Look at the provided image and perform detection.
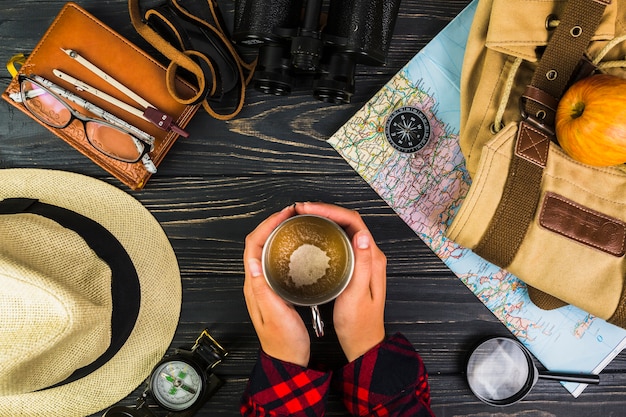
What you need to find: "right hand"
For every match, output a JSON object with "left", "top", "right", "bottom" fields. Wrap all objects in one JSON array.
[{"left": 295, "top": 203, "right": 387, "bottom": 362}]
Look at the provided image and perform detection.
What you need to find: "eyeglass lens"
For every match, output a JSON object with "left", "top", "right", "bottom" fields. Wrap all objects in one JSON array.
[{"left": 20, "top": 78, "right": 146, "bottom": 163}]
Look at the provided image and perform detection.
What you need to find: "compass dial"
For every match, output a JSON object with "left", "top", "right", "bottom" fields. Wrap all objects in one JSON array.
[
  {"left": 150, "top": 359, "right": 203, "bottom": 411},
  {"left": 384, "top": 106, "right": 431, "bottom": 153}
]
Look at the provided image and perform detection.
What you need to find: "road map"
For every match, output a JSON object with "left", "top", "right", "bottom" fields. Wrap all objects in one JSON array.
[{"left": 327, "top": 0, "right": 626, "bottom": 397}]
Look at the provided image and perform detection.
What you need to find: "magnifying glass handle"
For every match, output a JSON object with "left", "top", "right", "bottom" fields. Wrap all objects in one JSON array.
[
  {"left": 311, "top": 305, "right": 324, "bottom": 337},
  {"left": 539, "top": 371, "right": 600, "bottom": 385}
]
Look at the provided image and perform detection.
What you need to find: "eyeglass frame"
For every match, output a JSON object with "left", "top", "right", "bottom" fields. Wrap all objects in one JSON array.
[{"left": 15, "top": 73, "right": 155, "bottom": 166}]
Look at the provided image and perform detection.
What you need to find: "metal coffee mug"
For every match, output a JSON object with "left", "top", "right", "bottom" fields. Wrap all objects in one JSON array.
[{"left": 262, "top": 215, "right": 355, "bottom": 337}]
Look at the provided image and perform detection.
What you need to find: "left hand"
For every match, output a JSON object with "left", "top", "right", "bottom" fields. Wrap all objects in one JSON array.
[{"left": 243, "top": 205, "right": 311, "bottom": 367}]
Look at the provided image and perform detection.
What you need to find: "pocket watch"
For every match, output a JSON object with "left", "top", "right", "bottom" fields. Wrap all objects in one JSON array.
[{"left": 103, "top": 329, "right": 227, "bottom": 417}]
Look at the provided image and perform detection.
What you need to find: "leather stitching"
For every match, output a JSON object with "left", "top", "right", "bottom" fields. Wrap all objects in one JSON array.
[{"left": 540, "top": 192, "right": 626, "bottom": 256}]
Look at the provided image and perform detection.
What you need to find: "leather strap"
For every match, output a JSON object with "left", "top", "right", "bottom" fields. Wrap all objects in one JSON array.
[
  {"left": 474, "top": 0, "right": 610, "bottom": 270},
  {"left": 524, "top": 0, "right": 611, "bottom": 127},
  {"left": 128, "top": 0, "right": 207, "bottom": 104},
  {"left": 128, "top": 0, "right": 256, "bottom": 120}
]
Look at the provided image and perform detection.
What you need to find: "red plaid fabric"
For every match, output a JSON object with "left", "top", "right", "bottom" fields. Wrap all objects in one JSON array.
[
  {"left": 240, "top": 333, "right": 435, "bottom": 417},
  {"left": 240, "top": 350, "right": 332, "bottom": 417},
  {"left": 337, "top": 333, "right": 435, "bottom": 417}
]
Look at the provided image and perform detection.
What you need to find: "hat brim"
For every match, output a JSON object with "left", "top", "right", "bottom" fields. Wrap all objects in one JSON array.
[{"left": 0, "top": 169, "right": 182, "bottom": 416}]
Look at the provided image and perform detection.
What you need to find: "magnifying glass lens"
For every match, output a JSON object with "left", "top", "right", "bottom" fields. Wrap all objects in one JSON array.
[
  {"left": 466, "top": 338, "right": 533, "bottom": 404},
  {"left": 467, "top": 337, "right": 600, "bottom": 406}
]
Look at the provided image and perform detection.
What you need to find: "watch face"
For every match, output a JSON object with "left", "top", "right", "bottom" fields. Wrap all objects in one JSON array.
[
  {"left": 150, "top": 359, "right": 203, "bottom": 411},
  {"left": 384, "top": 106, "right": 431, "bottom": 153}
]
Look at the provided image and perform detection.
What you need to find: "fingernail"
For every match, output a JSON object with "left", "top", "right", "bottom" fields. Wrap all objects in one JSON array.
[
  {"left": 248, "top": 259, "right": 263, "bottom": 277},
  {"left": 357, "top": 233, "right": 370, "bottom": 249}
]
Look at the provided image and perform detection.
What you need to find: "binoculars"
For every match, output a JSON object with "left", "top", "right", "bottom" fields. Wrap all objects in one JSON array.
[{"left": 232, "top": 0, "right": 401, "bottom": 104}]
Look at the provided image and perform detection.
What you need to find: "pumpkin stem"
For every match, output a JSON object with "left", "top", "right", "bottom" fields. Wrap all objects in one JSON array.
[{"left": 570, "top": 101, "right": 585, "bottom": 119}]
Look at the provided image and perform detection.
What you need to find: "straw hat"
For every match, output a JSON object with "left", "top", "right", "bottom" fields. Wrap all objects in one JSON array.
[{"left": 0, "top": 169, "right": 182, "bottom": 416}]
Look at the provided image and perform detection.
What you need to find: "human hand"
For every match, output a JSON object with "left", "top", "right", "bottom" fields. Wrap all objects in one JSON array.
[
  {"left": 294, "top": 202, "right": 387, "bottom": 362},
  {"left": 243, "top": 205, "right": 311, "bottom": 367}
]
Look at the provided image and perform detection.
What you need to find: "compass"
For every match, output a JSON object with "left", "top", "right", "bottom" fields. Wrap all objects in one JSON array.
[
  {"left": 103, "top": 329, "right": 227, "bottom": 417},
  {"left": 384, "top": 106, "right": 431, "bottom": 153},
  {"left": 150, "top": 359, "right": 203, "bottom": 411}
]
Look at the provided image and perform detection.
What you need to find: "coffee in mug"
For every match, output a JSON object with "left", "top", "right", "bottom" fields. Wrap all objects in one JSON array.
[{"left": 262, "top": 215, "right": 354, "bottom": 308}]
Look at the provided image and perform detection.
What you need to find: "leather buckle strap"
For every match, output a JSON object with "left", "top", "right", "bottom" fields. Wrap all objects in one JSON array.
[
  {"left": 521, "top": 0, "right": 610, "bottom": 127},
  {"left": 520, "top": 55, "right": 598, "bottom": 136},
  {"left": 522, "top": 85, "right": 559, "bottom": 114},
  {"left": 475, "top": 0, "right": 610, "bottom": 269}
]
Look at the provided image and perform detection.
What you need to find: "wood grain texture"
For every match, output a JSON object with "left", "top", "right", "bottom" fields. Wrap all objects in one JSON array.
[{"left": 2, "top": 1, "right": 626, "bottom": 416}]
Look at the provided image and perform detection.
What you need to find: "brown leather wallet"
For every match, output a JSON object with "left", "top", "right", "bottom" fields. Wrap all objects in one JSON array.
[{"left": 2, "top": 2, "right": 199, "bottom": 190}]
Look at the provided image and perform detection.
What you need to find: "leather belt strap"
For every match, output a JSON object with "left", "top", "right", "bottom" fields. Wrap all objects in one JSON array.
[
  {"left": 128, "top": 0, "right": 208, "bottom": 104},
  {"left": 524, "top": 0, "right": 611, "bottom": 127},
  {"left": 474, "top": 0, "right": 610, "bottom": 274},
  {"left": 128, "top": 0, "right": 256, "bottom": 120}
]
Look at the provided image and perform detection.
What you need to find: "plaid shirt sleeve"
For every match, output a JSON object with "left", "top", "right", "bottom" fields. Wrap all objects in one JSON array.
[
  {"left": 336, "top": 333, "right": 435, "bottom": 417},
  {"left": 240, "top": 350, "right": 332, "bottom": 417}
]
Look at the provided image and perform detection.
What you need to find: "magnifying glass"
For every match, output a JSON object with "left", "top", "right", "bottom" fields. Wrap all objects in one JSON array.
[{"left": 466, "top": 337, "right": 600, "bottom": 406}]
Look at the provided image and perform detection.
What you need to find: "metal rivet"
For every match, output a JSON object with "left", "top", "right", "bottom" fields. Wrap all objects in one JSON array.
[
  {"left": 546, "top": 69, "right": 558, "bottom": 80},
  {"left": 545, "top": 14, "right": 559, "bottom": 30},
  {"left": 536, "top": 110, "right": 547, "bottom": 120},
  {"left": 570, "top": 26, "right": 582, "bottom": 37},
  {"left": 490, "top": 122, "right": 503, "bottom": 134}
]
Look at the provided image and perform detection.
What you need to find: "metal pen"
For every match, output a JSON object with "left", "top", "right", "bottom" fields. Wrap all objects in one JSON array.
[
  {"left": 53, "top": 69, "right": 148, "bottom": 122},
  {"left": 60, "top": 48, "right": 189, "bottom": 138}
]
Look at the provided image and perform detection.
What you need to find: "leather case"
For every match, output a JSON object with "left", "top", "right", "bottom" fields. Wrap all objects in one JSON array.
[{"left": 2, "top": 2, "right": 199, "bottom": 190}]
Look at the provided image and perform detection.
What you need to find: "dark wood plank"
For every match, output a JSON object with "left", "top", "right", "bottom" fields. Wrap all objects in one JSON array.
[{"left": 2, "top": 1, "right": 626, "bottom": 416}]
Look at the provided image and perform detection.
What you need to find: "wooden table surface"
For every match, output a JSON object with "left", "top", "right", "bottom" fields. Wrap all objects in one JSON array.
[{"left": 2, "top": 1, "right": 626, "bottom": 416}]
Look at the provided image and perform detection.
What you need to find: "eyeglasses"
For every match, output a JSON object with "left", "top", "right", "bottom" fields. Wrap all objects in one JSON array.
[{"left": 13, "top": 74, "right": 156, "bottom": 173}]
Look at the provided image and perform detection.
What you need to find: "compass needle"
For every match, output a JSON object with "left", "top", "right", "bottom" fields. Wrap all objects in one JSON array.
[
  {"left": 180, "top": 383, "right": 198, "bottom": 395},
  {"left": 160, "top": 372, "right": 175, "bottom": 383},
  {"left": 103, "top": 329, "right": 226, "bottom": 415}
]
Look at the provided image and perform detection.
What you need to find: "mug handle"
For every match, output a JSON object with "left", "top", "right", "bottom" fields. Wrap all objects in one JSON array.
[{"left": 311, "top": 305, "right": 324, "bottom": 337}]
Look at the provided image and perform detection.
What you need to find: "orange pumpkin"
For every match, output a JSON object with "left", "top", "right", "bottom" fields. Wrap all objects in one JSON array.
[{"left": 555, "top": 74, "right": 626, "bottom": 166}]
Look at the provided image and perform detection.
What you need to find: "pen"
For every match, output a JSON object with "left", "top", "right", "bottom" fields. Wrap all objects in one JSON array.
[
  {"left": 60, "top": 48, "right": 189, "bottom": 138},
  {"left": 53, "top": 69, "right": 147, "bottom": 121}
]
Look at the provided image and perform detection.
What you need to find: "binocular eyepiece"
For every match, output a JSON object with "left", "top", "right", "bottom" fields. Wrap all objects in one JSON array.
[{"left": 233, "top": 0, "right": 401, "bottom": 104}]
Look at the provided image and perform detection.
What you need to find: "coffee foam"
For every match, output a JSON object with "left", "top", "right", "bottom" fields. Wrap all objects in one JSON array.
[
  {"left": 288, "top": 244, "right": 330, "bottom": 287},
  {"left": 265, "top": 216, "right": 350, "bottom": 301}
]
